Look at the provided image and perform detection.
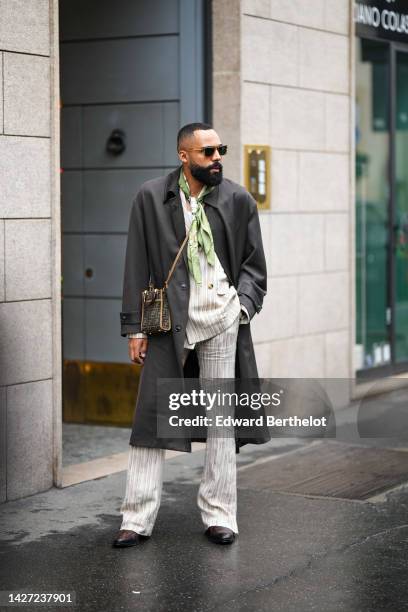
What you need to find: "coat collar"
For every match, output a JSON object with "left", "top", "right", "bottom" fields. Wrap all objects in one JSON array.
[{"left": 163, "top": 166, "right": 220, "bottom": 208}]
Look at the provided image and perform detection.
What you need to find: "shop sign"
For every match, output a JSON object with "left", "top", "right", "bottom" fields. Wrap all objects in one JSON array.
[{"left": 355, "top": 0, "right": 408, "bottom": 43}]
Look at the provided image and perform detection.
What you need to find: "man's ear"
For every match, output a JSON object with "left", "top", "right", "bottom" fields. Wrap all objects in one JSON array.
[{"left": 178, "top": 150, "right": 188, "bottom": 164}]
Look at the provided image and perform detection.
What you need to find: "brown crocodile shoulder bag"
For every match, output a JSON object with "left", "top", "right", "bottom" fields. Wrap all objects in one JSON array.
[{"left": 140, "top": 231, "right": 190, "bottom": 335}]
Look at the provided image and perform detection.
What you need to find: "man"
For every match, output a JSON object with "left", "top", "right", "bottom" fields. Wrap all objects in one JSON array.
[{"left": 113, "top": 123, "right": 268, "bottom": 548}]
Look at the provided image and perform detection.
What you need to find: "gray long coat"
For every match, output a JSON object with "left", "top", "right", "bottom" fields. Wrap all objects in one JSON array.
[{"left": 120, "top": 166, "right": 270, "bottom": 453}]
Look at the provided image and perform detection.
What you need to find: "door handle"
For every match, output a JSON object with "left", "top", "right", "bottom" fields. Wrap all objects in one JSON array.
[{"left": 106, "top": 129, "right": 126, "bottom": 155}]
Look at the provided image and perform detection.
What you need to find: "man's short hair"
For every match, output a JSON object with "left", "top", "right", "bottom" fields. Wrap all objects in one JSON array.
[{"left": 177, "top": 122, "right": 213, "bottom": 151}]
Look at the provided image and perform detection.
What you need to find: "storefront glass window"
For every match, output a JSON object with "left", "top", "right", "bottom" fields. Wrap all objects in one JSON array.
[
  {"left": 395, "top": 51, "right": 408, "bottom": 362},
  {"left": 355, "top": 38, "right": 391, "bottom": 370}
]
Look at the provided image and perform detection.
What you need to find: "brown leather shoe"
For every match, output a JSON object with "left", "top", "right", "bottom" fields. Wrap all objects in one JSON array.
[
  {"left": 112, "top": 529, "right": 150, "bottom": 548},
  {"left": 205, "top": 526, "right": 235, "bottom": 544}
]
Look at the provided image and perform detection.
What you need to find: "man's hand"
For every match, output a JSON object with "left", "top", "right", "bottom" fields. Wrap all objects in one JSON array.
[{"left": 128, "top": 337, "right": 148, "bottom": 365}]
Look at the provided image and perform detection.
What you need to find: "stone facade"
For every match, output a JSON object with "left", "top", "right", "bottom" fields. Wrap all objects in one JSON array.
[
  {"left": 214, "top": 0, "right": 352, "bottom": 380},
  {"left": 0, "top": 0, "right": 61, "bottom": 502}
]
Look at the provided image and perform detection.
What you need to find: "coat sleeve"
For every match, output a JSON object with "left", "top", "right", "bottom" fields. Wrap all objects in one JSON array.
[
  {"left": 237, "top": 193, "right": 267, "bottom": 320},
  {"left": 120, "top": 190, "right": 150, "bottom": 337}
]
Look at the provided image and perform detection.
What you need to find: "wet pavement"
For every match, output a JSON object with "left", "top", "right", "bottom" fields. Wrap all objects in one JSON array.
[
  {"left": 2, "top": 472, "right": 408, "bottom": 611},
  {"left": 2, "top": 386, "right": 408, "bottom": 611},
  {"left": 62, "top": 423, "right": 132, "bottom": 466}
]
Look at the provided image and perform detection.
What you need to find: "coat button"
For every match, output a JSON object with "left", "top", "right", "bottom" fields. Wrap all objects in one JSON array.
[
  {"left": 175, "top": 325, "right": 182, "bottom": 332},
  {"left": 208, "top": 282, "right": 213, "bottom": 289},
  {"left": 181, "top": 283, "right": 187, "bottom": 289}
]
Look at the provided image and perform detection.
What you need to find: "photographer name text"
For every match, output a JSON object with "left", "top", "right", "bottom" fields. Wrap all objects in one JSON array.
[{"left": 167, "top": 415, "right": 327, "bottom": 428}]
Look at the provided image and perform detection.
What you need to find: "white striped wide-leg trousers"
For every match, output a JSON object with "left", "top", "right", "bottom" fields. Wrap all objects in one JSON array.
[{"left": 120, "top": 313, "right": 240, "bottom": 535}]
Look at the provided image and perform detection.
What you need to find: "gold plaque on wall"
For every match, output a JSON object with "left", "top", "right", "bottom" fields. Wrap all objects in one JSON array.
[{"left": 244, "top": 145, "right": 271, "bottom": 210}]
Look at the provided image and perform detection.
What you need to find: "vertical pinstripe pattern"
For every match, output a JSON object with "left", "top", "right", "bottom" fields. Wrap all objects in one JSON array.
[
  {"left": 195, "top": 313, "right": 240, "bottom": 534},
  {"left": 119, "top": 314, "right": 241, "bottom": 535},
  {"left": 120, "top": 445, "right": 165, "bottom": 536}
]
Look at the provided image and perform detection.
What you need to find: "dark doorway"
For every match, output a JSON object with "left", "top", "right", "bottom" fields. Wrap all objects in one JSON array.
[{"left": 59, "top": 0, "right": 208, "bottom": 467}]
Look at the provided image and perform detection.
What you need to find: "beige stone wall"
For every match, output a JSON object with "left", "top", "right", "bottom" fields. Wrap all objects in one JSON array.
[
  {"left": 212, "top": 0, "right": 242, "bottom": 183},
  {"left": 214, "top": 0, "right": 352, "bottom": 380},
  {"left": 0, "top": 0, "right": 61, "bottom": 501}
]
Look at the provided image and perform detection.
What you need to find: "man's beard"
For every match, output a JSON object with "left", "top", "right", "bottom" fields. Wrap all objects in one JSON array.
[{"left": 189, "top": 161, "right": 223, "bottom": 186}]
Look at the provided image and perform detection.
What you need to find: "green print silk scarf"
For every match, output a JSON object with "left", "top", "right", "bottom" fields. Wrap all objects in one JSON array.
[{"left": 178, "top": 170, "right": 215, "bottom": 285}]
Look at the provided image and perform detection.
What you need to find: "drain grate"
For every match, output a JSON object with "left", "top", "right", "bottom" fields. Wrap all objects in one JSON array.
[{"left": 238, "top": 440, "right": 408, "bottom": 500}]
